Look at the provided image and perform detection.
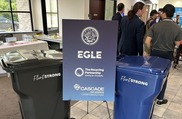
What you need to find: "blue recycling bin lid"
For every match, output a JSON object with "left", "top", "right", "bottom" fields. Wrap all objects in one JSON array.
[{"left": 117, "top": 56, "right": 171, "bottom": 74}]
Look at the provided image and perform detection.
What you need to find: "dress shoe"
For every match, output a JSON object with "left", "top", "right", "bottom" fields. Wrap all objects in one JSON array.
[{"left": 156, "top": 99, "right": 168, "bottom": 105}]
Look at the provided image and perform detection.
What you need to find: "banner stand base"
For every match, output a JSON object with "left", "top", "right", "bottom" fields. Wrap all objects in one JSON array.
[{"left": 86, "top": 101, "right": 111, "bottom": 119}]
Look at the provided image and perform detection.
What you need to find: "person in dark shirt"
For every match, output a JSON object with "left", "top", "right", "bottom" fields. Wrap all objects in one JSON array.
[
  {"left": 144, "top": 4, "right": 182, "bottom": 105},
  {"left": 146, "top": 10, "right": 158, "bottom": 31},
  {"left": 112, "top": 3, "right": 125, "bottom": 21},
  {"left": 112, "top": 3, "right": 124, "bottom": 55},
  {"left": 118, "top": 2, "right": 145, "bottom": 56}
]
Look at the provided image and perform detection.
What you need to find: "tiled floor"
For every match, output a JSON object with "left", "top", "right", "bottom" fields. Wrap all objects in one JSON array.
[
  {"left": 69, "top": 63, "right": 182, "bottom": 119},
  {"left": 0, "top": 62, "right": 182, "bottom": 119}
]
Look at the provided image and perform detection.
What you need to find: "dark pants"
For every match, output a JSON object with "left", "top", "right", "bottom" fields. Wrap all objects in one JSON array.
[
  {"left": 151, "top": 49, "right": 173, "bottom": 100},
  {"left": 174, "top": 44, "right": 182, "bottom": 65}
]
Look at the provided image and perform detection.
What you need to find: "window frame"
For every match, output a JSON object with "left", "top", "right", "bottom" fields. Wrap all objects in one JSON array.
[
  {"left": 41, "top": 0, "right": 59, "bottom": 35},
  {"left": 0, "top": 0, "right": 33, "bottom": 32}
]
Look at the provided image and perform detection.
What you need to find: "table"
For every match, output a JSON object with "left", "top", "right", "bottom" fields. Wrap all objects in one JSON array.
[
  {"left": 0, "top": 40, "right": 49, "bottom": 76},
  {"left": 36, "top": 36, "right": 62, "bottom": 50},
  {"left": 0, "top": 40, "right": 49, "bottom": 54}
]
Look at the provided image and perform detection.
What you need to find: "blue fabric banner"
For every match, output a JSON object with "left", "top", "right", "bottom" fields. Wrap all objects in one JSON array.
[{"left": 63, "top": 20, "right": 118, "bottom": 101}]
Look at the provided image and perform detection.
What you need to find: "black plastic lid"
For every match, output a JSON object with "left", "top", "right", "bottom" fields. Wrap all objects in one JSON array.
[{"left": 1, "top": 50, "right": 63, "bottom": 71}]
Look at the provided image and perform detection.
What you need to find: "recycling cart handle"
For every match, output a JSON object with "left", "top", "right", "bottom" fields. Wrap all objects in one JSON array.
[{"left": 0, "top": 59, "right": 12, "bottom": 72}]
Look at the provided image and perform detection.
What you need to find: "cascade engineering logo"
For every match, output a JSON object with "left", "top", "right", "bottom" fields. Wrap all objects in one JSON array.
[
  {"left": 73, "top": 84, "right": 104, "bottom": 96},
  {"left": 81, "top": 27, "right": 99, "bottom": 45},
  {"left": 74, "top": 84, "right": 81, "bottom": 90}
]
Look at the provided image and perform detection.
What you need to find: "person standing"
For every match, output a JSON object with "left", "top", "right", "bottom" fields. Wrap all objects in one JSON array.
[
  {"left": 112, "top": 3, "right": 125, "bottom": 55},
  {"left": 156, "top": 8, "right": 163, "bottom": 23},
  {"left": 118, "top": 2, "right": 145, "bottom": 56},
  {"left": 144, "top": 4, "right": 182, "bottom": 105},
  {"left": 144, "top": 10, "right": 158, "bottom": 54},
  {"left": 173, "top": 40, "right": 182, "bottom": 68},
  {"left": 112, "top": 3, "right": 125, "bottom": 21},
  {"left": 145, "top": 10, "right": 158, "bottom": 32},
  {"left": 174, "top": 15, "right": 180, "bottom": 25}
]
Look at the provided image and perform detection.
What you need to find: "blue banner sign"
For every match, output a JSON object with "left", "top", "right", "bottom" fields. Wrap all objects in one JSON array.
[{"left": 63, "top": 20, "right": 118, "bottom": 101}]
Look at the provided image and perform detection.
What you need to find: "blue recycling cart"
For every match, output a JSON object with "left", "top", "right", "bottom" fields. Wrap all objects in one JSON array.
[{"left": 114, "top": 56, "right": 171, "bottom": 119}]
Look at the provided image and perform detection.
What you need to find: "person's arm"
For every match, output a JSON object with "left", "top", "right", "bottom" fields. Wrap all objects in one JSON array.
[
  {"left": 175, "top": 41, "right": 181, "bottom": 47},
  {"left": 175, "top": 29, "right": 182, "bottom": 47},
  {"left": 117, "top": 17, "right": 124, "bottom": 53},
  {"left": 143, "top": 36, "right": 152, "bottom": 57}
]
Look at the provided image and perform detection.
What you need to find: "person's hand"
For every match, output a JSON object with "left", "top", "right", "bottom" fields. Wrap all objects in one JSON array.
[{"left": 143, "top": 51, "right": 150, "bottom": 57}]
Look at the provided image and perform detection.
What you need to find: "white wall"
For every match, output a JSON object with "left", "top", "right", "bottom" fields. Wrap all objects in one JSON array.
[
  {"left": 151, "top": 0, "right": 158, "bottom": 4},
  {"left": 31, "top": 0, "right": 182, "bottom": 36},
  {"left": 158, "top": 0, "right": 182, "bottom": 8},
  {"left": 84, "top": 0, "right": 89, "bottom": 19},
  {"left": 105, "top": 0, "right": 115, "bottom": 20},
  {"left": 58, "top": 0, "right": 89, "bottom": 36},
  {"left": 31, "top": 0, "right": 43, "bottom": 31},
  {"left": 117, "top": 0, "right": 138, "bottom": 15},
  {"left": 59, "top": 0, "right": 85, "bottom": 19}
]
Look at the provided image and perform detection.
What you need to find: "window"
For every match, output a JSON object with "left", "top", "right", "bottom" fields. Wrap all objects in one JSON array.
[
  {"left": 46, "top": 0, "right": 58, "bottom": 31},
  {"left": 0, "top": 0, "right": 33, "bottom": 32}
]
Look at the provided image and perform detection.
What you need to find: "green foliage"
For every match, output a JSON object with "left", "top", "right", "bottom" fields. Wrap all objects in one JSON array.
[
  {"left": 0, "top": 0, "right": 18, "bottom": 21},
  {"left": 12, "top": 0, "right": 17, "bottom": 11},
  {"left": 0, "top": 0, "right": 10, "bottom": 11}
]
